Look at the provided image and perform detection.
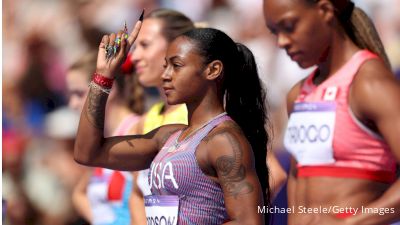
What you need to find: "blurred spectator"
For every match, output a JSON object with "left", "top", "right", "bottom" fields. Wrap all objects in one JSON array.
[
  {"left": 22, "top": 107, "right": 86, "bottom": 225},
  {"left": 3, "top": 35, "right": 66, "bottom": 137}
]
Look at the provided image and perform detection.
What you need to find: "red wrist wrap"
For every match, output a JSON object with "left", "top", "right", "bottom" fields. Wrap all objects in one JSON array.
[{"left": 92, "top": 72, "right": 114, "bottom": 89}]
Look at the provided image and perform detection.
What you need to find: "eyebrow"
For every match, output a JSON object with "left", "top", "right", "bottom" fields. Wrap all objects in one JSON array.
[
  {"left": 165, "top": 55, "right": 183, "bottom": 62},
  {"left": 279, "top": 16, "right": 297, "bottom": 25},
  {"left": 267, "top": 15, "right": 297, "bottom": 31}
]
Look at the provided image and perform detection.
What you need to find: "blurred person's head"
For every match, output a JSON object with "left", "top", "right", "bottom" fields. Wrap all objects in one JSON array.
[
  {"left": 66, "top": 52, "right": 145, "bottom": 114},
  {"left": 131, "top": 9, "right": 194, "bottom": 88},
  {"left": 263, "top": 0, "right": 390, "bottom": 69},
  {"left": 18, "top": 35, "right": 65, "bottom": 110},
  {"left": 66, "top": 52, "right": 97, "bottom": 111}
]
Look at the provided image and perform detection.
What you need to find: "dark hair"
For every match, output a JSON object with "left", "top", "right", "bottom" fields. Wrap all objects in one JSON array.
[
  {"left": 146, "top": 9, "right": 195, "bottom": 42},
  {"left": 305, "top": 0, "right": 391, "bottom": 69},
  {"left": 181, "top": 28, "right": 271, "bottom": 217}
]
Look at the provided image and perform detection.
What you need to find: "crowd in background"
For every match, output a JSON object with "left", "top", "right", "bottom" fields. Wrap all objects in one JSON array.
[{"left": 3, "top": 0, "right": 400, "bottom": 224}]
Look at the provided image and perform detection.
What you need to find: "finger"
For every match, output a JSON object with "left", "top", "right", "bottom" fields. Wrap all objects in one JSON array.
[
  {"left": 121, "top": 32, "right": 130, "bottom": 55},
  {"left": 114, "top": 31, "right": 123, "bottom": 56},
  {"left": 106, "top": 33, "right": 116, "bottom": 59},
  {"left": 99, "top": 35, "right": 109, "bottom": 49},
  {"left": 127, "top": 20, "right": 142, "bottom": 46},
  {"left": 116, "top": 31, "right": 126, "bottom": 59},
  {"left": 109, "top": 33, "right": 116, "bottom": 48},
  {"left": 99, "top": 35, "right": 109, "bottom": 59}
]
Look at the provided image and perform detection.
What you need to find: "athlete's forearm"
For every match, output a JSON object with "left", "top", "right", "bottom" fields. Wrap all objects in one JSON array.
[
  {"left": 74, "top": 86, "right": 109, "bottom": 165},
  {"left": 346, "top": 180, "right": 400, "bottom": 225}
]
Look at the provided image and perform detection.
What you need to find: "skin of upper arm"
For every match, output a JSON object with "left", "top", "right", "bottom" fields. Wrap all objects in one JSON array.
[
  {"left": 205, "top": 124, "right": 264, "bottom": 225},
  {"left": 129, "top": 172, "right": 147, "bottom": 225},
  {"left": 267, "top": 152, "right": 287, "bottom": 200},
  {"left": 72, "top": 169, "right": 93, "bottom": 222},
  {"left": 351, "top": 60, "right": 400, "bottom": 162},
  {"left": 82, "top": 124, "right": 185, "bottom": 171}
]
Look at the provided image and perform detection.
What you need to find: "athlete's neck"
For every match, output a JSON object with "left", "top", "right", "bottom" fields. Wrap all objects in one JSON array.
[
  {"left": 185, "top": 92, "right": 224, "bottom": 138},
  {"left": 315, "top": 31, "right": 360, "bottom": 85}
]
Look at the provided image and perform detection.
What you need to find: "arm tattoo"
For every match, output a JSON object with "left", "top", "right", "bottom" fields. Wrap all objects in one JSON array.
[
  {"left": 212, "top": 129, "right": 254, "bottom": 198},
  {"left": 84, "top": 86, "right": 109, "bottom": 130}
]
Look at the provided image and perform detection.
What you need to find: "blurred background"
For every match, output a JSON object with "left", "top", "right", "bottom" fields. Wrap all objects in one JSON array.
[{"left": 2, "top": 0, "right": 400, "bottom": 224}]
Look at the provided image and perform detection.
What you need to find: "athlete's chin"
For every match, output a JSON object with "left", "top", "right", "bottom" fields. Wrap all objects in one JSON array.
[
  {"left": 296, "top": 60, "right": 315, "bottom": 69},
  {"left": 165, "top": 96, "right": 182, "bottom": 106},
  {"left": 137, "top": 73, "right": 158, "bottom": 87}
]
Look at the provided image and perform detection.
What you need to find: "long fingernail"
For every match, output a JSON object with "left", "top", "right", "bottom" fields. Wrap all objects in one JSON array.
[
  {"left": 124, "top": 21, "right": 128, "bottom": 34},
  {"left": 139, "top": 9, "right": 145, "bottom": 22}
]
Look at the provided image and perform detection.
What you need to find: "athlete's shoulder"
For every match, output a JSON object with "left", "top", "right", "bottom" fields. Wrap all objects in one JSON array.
[
  {"left": 206, "top": 120, "right": 245, "bottom": 141},
  {"left": 352, "top": 57, "right": 400, "bottom": 120},
  {"left": 152, "top": 124, "right": 187, "bottom": 150},
  {"left": 201, "top": 120, "right": 251, "bottom": 158},
  {"left": 353, "top": 57, "right": 397, "bottom": 98}
]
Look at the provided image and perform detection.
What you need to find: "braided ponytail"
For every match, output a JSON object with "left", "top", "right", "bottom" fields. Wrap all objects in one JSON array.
[
  {"left": 334, "top": 0, "right": 391, "bottom": 69},
  {"left": 346, "top": 7, "right": 391, "bottom": 69}
]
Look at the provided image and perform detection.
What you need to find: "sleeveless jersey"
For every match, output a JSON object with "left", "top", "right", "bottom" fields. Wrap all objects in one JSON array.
[
  {"left": 149, "top": 114, "right": 231, "bottom": 224},
  {"left": 284, "top": 50, "right": 396, "bottom": 183}
]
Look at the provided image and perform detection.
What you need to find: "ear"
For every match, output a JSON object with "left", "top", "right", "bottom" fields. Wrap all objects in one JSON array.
[
  {"left": 204, "top": 60, "right": 223, "bottom": 81},
  {"left": 316, "top": 0, "right": 336, "bottom": 24}
]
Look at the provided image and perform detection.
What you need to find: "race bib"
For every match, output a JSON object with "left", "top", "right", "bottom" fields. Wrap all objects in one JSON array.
[
  {"left": 145, "top": 195, "right": 179, "bottom": 225},
  {"left": 284, "top": 102, "right": 336, "bottom": 165}
]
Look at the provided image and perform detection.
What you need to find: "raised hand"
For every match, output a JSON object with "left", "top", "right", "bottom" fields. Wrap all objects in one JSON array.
[{"left": 96, "top": 18, "right": 143, "bottom": 78}]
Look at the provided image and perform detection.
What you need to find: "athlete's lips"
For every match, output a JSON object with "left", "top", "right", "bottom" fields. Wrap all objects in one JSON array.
[
  {"left": 288, "top": 51, "right": 302, "bottom": 60},
  {"left": 163, "top": 86, "right": 174, "bottom": 94}
]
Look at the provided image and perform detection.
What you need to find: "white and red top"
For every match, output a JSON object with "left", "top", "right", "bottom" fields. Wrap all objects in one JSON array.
[{"left": 284, "top": 50, "right": 397, "bottom": 183}]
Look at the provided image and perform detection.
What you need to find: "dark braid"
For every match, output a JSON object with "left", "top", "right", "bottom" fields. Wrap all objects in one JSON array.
[{"left": 348, "top": 7, "right": 391, "bottom": 69}]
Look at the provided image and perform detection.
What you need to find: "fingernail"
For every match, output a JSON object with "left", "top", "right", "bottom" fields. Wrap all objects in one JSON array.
[
  {"left": 139, "top": 9, "right": 145, "bottom": 22},
  {"left": 124, "top": 21, "right": 128, "bottom": 34}
]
